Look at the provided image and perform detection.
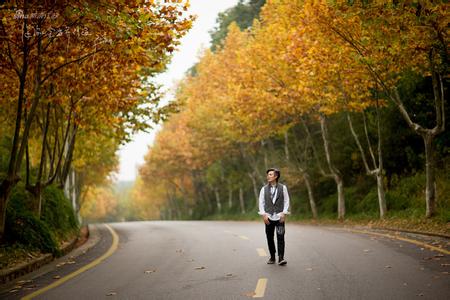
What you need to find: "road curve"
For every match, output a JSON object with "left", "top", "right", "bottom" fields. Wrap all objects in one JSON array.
[{"left": 4, "top": 221, "right": 450, "bottom": 299}]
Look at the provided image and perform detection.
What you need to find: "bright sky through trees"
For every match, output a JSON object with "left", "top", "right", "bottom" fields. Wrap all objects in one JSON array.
[{"left": 115, "top": 1, "right": 239, "bottom": 182}]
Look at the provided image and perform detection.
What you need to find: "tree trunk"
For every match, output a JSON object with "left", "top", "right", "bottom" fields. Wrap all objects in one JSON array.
[
  {"left": 346, "top": 109, "right": 387, "bottom": 218},
  {"left": 0, "top": 180, "right": 14, "bottom": 240},
  {"left": 285, "top": 128, "right": 318, "bottom": 218},
  {"left": 423, "top": 133, "right": 436, "bottom": 218},
  {"left": 376, "top": 172, "right": 387, "bottom": 218},
  {"left": 214, "top": 188, "right": 222, "bottom": 213},
  {"left": 303, "top": 172, "right": 318, "bottom": 219},
  {"left": 28, "top": 185, "right": 43, "bottom": 217},
  {"left": 247, "top": 172, "right": 259, "bottom": 205},
  {"left": 0, "top": 12, "right": 30, "bottom": 240},
  {"left": 320, "top": 114, "right": 345, "bottom": 219},
  {"left": 239, "top": 187, "right": 246, "bottom": 214},
  {"left": 228, "top": 183, "right": 233, "bottom": 209}
]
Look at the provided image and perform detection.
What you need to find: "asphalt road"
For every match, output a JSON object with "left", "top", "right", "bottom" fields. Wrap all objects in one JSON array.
[{"left": 2, "top": 221, "right": 450, "bottom": 299}]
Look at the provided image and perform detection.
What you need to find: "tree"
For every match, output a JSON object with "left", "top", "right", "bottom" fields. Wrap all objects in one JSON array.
[
  {"left": 0, "top": 0, "right": 193, "bottom": 238},
  {"left": 306, "top": 0, "right": 447, "bottom": 217}
]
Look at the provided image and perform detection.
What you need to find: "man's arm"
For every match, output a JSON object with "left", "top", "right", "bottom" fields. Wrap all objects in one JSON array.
[
  {"left": 258, "top": 187, "right": 269, "bottom": 224},
  {"left": 280, "top": 185, "right": 290, "bottom": 223}
]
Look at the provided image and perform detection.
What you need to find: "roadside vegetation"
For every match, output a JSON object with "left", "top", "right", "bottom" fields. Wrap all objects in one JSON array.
[{"left": 0, "top": 0, "right": 192, "bottom": 269}]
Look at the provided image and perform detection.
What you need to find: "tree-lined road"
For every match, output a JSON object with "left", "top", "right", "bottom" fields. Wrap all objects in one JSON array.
[{"left": 4, "top": 221, "right": 450, "bottom": 299}]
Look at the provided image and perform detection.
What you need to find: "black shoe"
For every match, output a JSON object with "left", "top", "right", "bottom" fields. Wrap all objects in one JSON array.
[
  {"left": 278, "top": 259, "right": 287, "bottom": 265},
  {"left": 267, "top": 258, "right": 275, "bottom": 264}
]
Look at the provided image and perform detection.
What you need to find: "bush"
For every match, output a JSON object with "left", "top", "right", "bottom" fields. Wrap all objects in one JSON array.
[
  {"left": 387, "top": 172, "right": 425, "bottom": 210},
  {"left": 42, "top": 186, "right": 78, "bottom": 240},
  {"left": 4, "top": 184, "right": 79, "bottom": 255}
]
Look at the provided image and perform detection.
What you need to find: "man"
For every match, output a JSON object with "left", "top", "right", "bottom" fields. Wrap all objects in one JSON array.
[{"left": 258, "top": 168, "right": 290, "bottom": 266}]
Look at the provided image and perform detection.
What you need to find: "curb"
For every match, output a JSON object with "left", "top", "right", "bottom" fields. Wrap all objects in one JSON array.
[
  {"left": 0, "top": 225, "right": 90, "bottom": 285},
  {"left": 371, "top": 226, "right": 450, "bottom": 239},
  {"left": 291, "top": 220, "right": 450, "bottom": 240}
]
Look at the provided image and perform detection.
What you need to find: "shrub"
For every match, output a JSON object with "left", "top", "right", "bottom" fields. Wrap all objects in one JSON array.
[
  {"left": 42, "top": 185, "right": 78, "bottom": 240},
  {"left": 4, "top": 184, "right": 78, "bottom": 255},
  {"left": 5, "top": 185, "right": 59, "bottom": 254}
]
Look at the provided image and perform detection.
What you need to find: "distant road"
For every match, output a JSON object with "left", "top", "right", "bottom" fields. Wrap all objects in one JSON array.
[{"left": 4, "top": 221, "right": 450, "bottom": 299}]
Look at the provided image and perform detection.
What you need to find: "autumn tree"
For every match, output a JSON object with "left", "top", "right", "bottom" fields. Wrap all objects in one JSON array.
[
  {"left": 0, "top": 0, "right": 193, "bottom": 238},
  {"left": 306, "top": 0, "right": 447, "bottom": 217}
]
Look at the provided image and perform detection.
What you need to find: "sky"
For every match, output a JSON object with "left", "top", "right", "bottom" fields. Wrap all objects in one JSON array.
[{"left": 114, "top": 1, "right": 239, "bottom": 182}]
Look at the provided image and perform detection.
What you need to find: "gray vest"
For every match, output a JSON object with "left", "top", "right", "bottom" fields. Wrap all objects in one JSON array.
[{"left": 264, "top": 183, "right": 285, "bottom": 214}]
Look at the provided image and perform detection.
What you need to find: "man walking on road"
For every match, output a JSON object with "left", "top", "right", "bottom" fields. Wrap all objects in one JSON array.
[{"left": 258, "top": 168, "right": 290, "bottom": 266}]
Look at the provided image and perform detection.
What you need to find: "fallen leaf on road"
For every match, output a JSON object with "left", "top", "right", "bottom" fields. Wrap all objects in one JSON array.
[
  {"left": 306, "top": 268, "right": 313, "bottom": 271},
  {"left": 403, "top": 283, "right": 407, "bottom": 286},
  {"left": 17, "top": 280, "right": 32, "bottom": 284},
  {"left": 226, "top": 273, "right": 233, "bottom": 277},
  {"left": 67, "top": 261, "right": 76, "bottom": 264},
  {"left": 441, "top": 263, "right": 450, "bottom": 267},
  {"left": 187, "top": 259, "right": 195, "bottom": 262},
  {"left": 363, "top": 249, "right": 370, "bottom": 253},
  {"left": 418, "top": 293, "right": 424, "bottom": 297},
  {"left": 243, "top": 291, "right": 256, "bottom": 297},
  {"left": 106, "top": 292, "right": 117, "bottom": 296},
  {"left": 195, "top": 266, "right": 206, "bottom": 270},
  {"left": 385, "top": 265, "right": 392, "bottom": 269},
  {"left": 144, "top": 270, "right": 156, "bottom": 274},
  {"left": 9, "top": 289, "right": 19, "bottom": 293},
  {"left": 53, "top": 275, "right": 61, "bottom": 279}
]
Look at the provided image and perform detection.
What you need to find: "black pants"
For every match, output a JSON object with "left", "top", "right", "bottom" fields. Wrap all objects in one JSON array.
[{"left": 265, "top": 219, "right": 285, "bottom": 259}]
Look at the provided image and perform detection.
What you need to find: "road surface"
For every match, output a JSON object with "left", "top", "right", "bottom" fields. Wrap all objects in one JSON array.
[{"left": 2, "top": 221, "right": 449, "bottom": 299}]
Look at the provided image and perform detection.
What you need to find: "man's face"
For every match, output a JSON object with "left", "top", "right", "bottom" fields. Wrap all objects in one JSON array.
[{"left": 267, "top": 171, "right": 277, "bottom": 184}]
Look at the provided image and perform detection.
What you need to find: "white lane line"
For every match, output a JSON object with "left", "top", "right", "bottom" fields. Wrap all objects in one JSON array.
[
  {"left": 256, "top": 248, "right": 267, "bottom": 257},
  {"left": 253, "top": 278, "right": 268, "bottom": 298}
]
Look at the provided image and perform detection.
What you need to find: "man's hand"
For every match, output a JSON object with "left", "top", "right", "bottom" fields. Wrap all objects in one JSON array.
[
  {"left": 263, "top": 214, "right": 270, "bottom": 225},
  {"left": 280, "top": 213, "right": 286, "bottom": 223}
]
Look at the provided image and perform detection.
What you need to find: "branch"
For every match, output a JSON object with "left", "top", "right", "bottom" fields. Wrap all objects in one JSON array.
[
  {"left": 347, "top": 111, "right": 373, "bottom": 174},
  {"left": 362, "top": 110, "right": 377, "bottom": 169},
  {"left": 40, "top": 48, "right": 103, "bottom": 85}
]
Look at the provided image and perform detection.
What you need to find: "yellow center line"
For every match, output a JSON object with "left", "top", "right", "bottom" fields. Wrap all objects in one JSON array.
[
  {"left": 253, "top": 278, "right": 268, "bottom": 298},
  {"left": 256, "top": 248, "right": 267, "bottom": 257},
  {"left": 347, "top": 229, "right": 450, "bottom": 255},
  {"left": 22, "top": 224, "right": 119, "bottom": 300}
]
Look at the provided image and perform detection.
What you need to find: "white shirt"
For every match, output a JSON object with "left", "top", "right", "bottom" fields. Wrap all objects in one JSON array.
[{"left": 258, "top": 183, "right": 290, "bottom": 221}]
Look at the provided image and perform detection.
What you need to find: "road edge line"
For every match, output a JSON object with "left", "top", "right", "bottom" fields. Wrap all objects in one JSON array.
[
  {"left": 21, "top": 224, "right": 119, "bottom": 300},
  {"left": 348, "top": 229, "right": 450, "bottom": 255}
]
